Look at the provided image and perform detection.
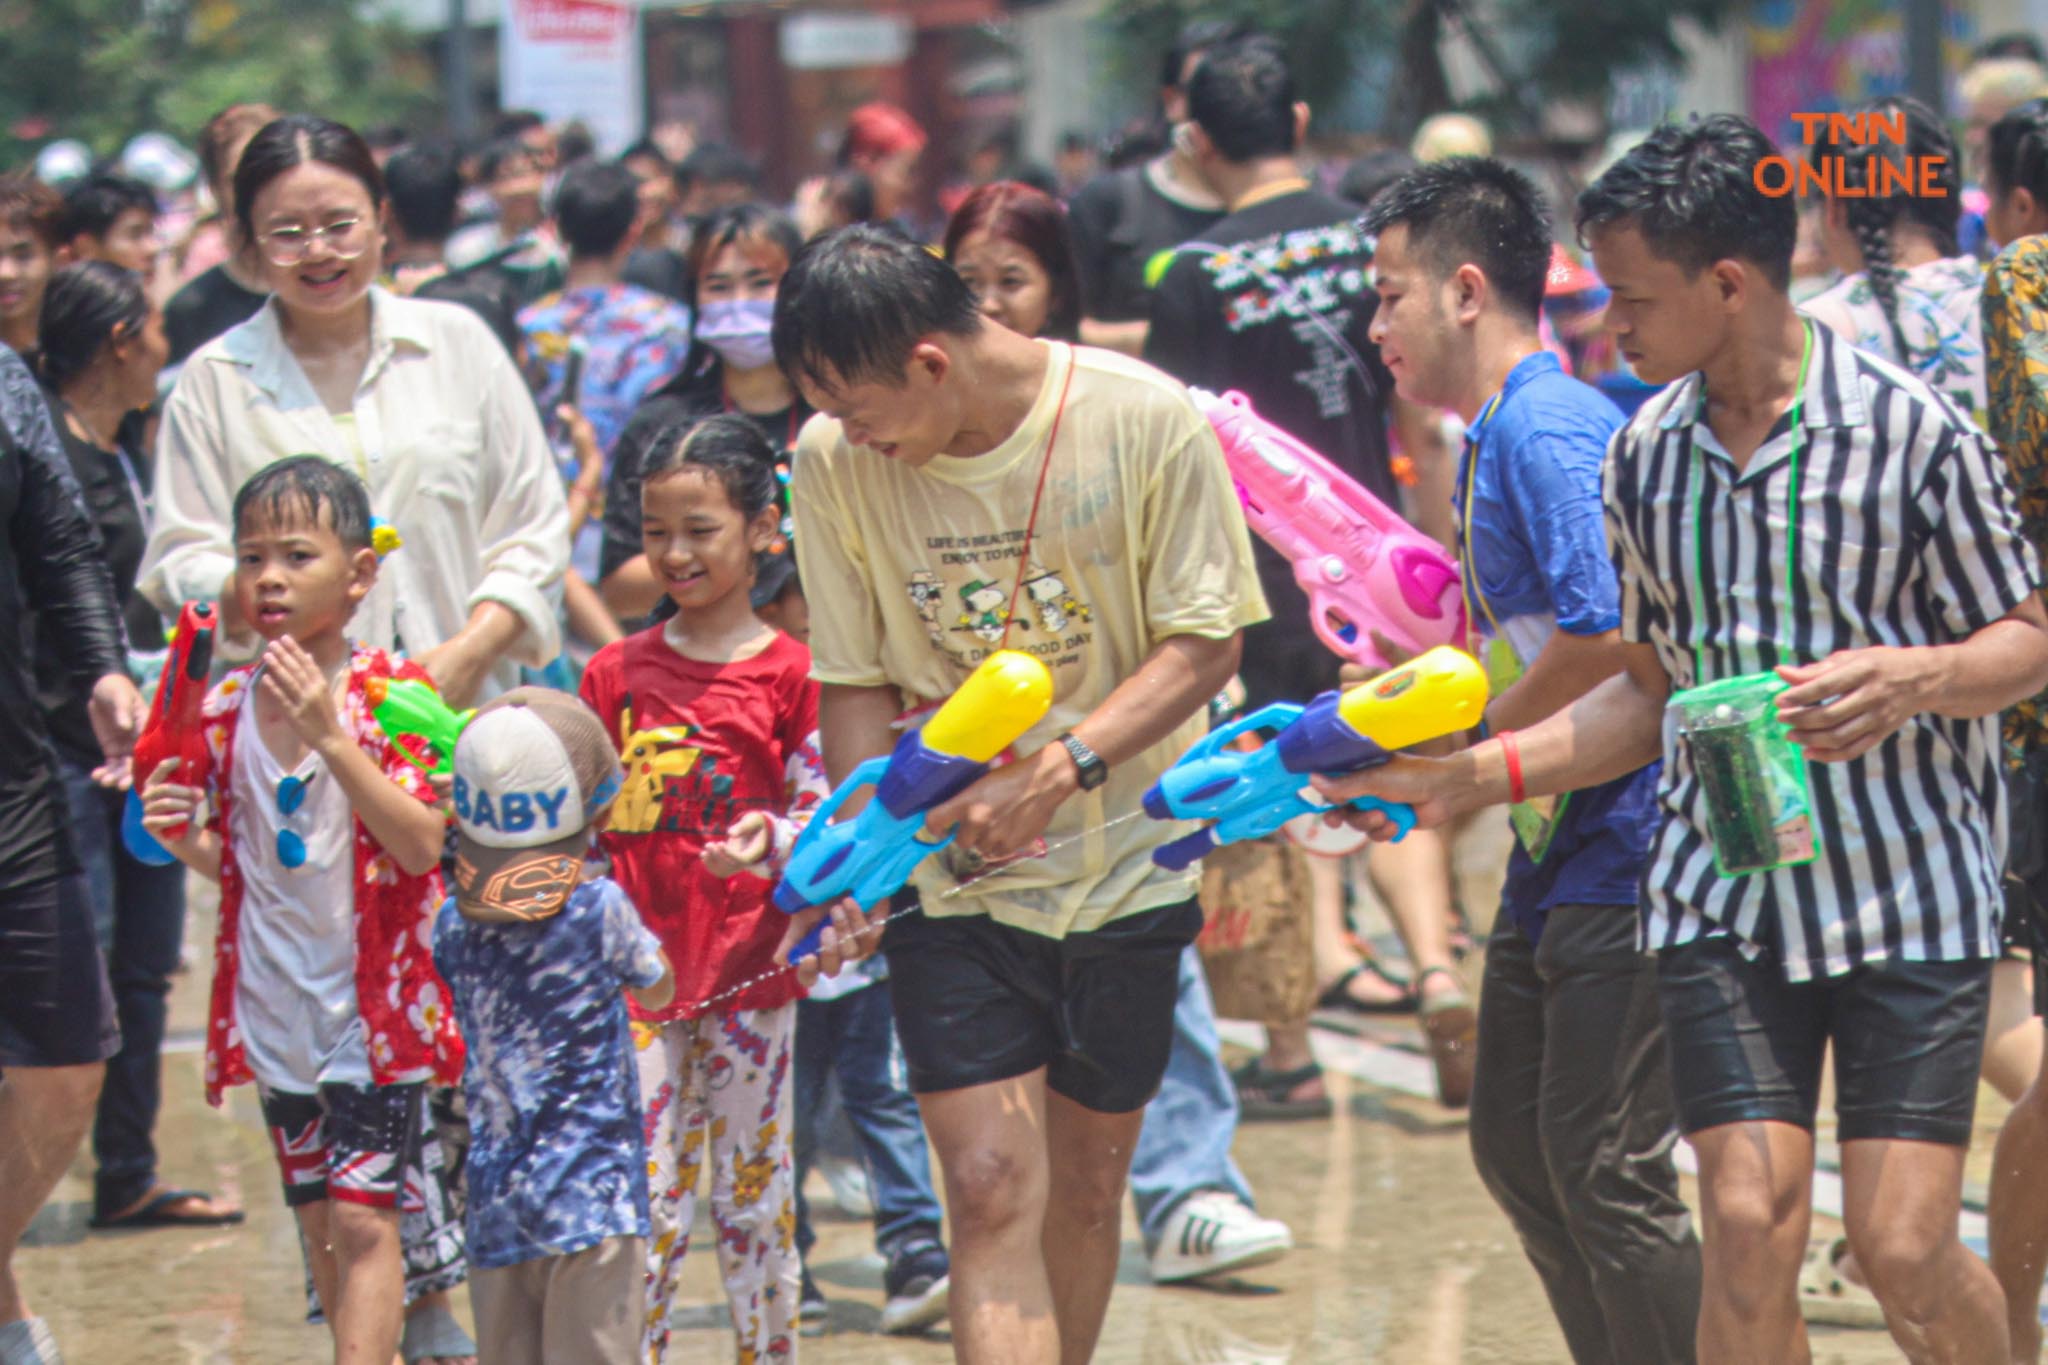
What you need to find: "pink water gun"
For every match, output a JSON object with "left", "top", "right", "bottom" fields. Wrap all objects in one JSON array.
[{"left": 1194, "top": 387, "right": 1466, "bottom": 670}]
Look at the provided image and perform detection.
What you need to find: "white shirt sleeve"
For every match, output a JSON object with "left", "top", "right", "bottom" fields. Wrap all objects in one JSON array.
[{"left": 468, "top": 326, "right": 570, "bottom": 667}]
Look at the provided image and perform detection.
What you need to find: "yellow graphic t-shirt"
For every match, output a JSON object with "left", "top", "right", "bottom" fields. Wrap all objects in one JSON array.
[{"left": 792, "top": 342, "right": 1269, "bottom": 937}]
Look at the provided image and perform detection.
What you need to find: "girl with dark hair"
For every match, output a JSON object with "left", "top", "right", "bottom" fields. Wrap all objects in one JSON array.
[
  {"left": 1803, "top": 95, "right": 1987, "bottom": 422},
  {"left": 943, "top": 180, "right": 1083, "bottom": 341},
  {"left": 578, "top": 410, "right": 827, "bottom": 1363},
  {"left": 164, "top": 102, "right": 282, "bottom": 367},
  {"left": 1987, "top": 97, "right": 2048, "bottom": 246},
  {"left": 599, "top": 203, "right": 813, "bottom": 619},
  {"left": 31, "top": 263, "right": 245, "bottom": 1237}
]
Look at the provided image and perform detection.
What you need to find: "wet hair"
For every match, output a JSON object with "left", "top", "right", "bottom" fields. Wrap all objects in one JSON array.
[
  {"left": 232, "top": 455, "right": 373, "bottom": 551},
  {"left": 642, "top": 412, "right": 780, "bottom": 519},
  {"left": 837, "top": 104, "right": 927, "bottom": 168},
  {"left": 771, "top": 225, "right": 983, "bottom": 393},
  {"left": 0, "top": 175, "right": 64, "bottom": 248},
  {"left": 1336, "top": 148, "right": 1418, "bottom": 209},
  {"left": 688, "top": 202, "right": 802, "bottom": 299},
  {"left": 1990, "top": 98, "right": 2048, "bottom": 203},
  {"left": 552, "top": 160, "right": 641, "bottom": 258},
  {"left": 198, "top": 103, "right": 282, "bottom": 196},
  {"left": 1186, "top": 37, "right": 1297, "bottom": 163},
  {"left": 1161, "top": 18, "right": 1254, "bottom": 90},
  {"left": 1977, "top": 33, "right": 2048, "bottom": 68},
  {"left": 383, "top": 143, "right": 462, "bottom": 243},
  {"left": 1574, "top": 114, "right": 1797, "bottom": 293},
  {"left": 491, "top": 109, "right": 546, "bottom": 141},
  {"left": 58, "top": 173, "right": 156, "bottom": 244},
  {"left": 1364, "top": 158, "right": 1552, "bottom": 323},
  {"left": 678, "top": 142, "right": 759, "bottom": 194},
  {"left": 1806, "top": 95, "right": 1960, "bottom": 366},
  {"left": 555, "top": 122, "right": 596, "bottom": 169},
  {"left": 943, "top": 181, "right": 1082, "bottom": 341},
  {"left": 233, "top": 115, "right": 386, "bottom": 247},
  {"left": 36, "top": 261, "right": 148, "bottom": 391}
]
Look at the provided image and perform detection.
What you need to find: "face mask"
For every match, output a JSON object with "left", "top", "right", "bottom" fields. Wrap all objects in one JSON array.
[{"left": 696, "top": 297, "right": 777, "bottom": 371}]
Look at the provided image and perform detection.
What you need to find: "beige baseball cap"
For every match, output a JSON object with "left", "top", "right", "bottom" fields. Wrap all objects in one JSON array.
[{"left": 450, "top": 687, "right": 623, "bottom": 922}]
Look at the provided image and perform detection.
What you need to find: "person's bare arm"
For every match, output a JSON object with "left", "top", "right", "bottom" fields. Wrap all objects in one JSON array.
[
  {"left": 630, "top": 947, "right": 676, "bottom": 1011},
  {"left": 927, "top": 631, "right": 1242, "bottom": 858},
  {"left": 1315, "top": 640, "right": 1670, "bottom": 832},
  {"left": 414, "top": 601, "right": 526, "bottom": 711},
  {"left": 599, "top": 556, "right": 666, "bottom": 620},
  {"left": 1777, "top": 596, "right": 2048, "bottom": 762},
  {"left": 1485, "top": 627, "right": 1628, "bottom": 734}
]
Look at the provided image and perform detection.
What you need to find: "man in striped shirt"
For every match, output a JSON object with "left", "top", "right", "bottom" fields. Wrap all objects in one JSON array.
[{"left": 1322, "top": 114, "right": 2048, "bottom": 1363}]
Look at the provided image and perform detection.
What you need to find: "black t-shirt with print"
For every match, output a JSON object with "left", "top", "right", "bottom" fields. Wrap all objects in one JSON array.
[
  {"left": 1067, "top": 163, "right": 1225, "bottom": 324},
  {"left": 1143, "top": 187, "right": 1397, "bottom": 705}
]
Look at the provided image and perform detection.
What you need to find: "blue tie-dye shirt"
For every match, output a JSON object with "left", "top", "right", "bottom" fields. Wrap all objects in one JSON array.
[{"left": 433, "top": 878, "right": 666, "bottom": 1269}]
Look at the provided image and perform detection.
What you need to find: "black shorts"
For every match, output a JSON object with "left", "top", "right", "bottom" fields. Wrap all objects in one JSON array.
[
  {"left": 258, "top": 1082, "right": 425, "bottom": 1209},
  {"left": 1655, "top": 934, "right": 1991, "bottom": 1147},
  {"left": 1236, "top": 620, "right": 1344, "bottom": 713},
  {"left": 0, "top": 871, "right": 119, "bottom": 1069},
  {"left": 883, "top": 896, "right": 1201, "bottom": 1114}
]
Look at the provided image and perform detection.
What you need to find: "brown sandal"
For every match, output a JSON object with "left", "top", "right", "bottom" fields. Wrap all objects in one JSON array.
[{"left": 1415, "top": 966, "right": 1477, "bottom": 1109}]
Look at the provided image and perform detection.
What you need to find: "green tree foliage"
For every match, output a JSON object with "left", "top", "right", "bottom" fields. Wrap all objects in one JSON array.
[
  {"left": 1098, "top": 0, "right": 1737, "bottom": 140},
  {"left": 0, "top": 0, "right": 435, "bottom": 165}
]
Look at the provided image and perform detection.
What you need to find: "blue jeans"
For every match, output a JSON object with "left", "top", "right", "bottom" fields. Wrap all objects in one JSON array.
[
  {"left": 58, "top": 759, "right": 188, "bottom": 1217},
  {"left": 1129, "top": 945, "right": 1255, "bottom": 1249},
  {"left": 793, "top": 983, "right": 944, "bottom": 1258}
]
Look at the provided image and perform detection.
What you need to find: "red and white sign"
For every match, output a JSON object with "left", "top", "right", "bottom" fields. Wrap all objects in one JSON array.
[{"left": 500, "top": 0, "right": 642, "bottom": 154}]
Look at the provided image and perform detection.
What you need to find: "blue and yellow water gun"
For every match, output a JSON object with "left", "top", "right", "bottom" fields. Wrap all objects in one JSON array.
[
  {"left": 773, "top": 650, "right": 1054, "bottom": 962},
  {"left": 1143, "top": 646, "right": 1489, "bottom": 870}
]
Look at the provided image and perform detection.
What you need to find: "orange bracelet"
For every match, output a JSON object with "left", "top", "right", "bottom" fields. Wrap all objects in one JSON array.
[{"left": 1499, "top": 730, "right": 1525, "bottom": 805}]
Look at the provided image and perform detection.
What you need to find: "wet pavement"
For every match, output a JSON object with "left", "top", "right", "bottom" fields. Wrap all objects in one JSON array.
[{"left": 16, "top": 826, "right": 1955, "bottom": 1362}]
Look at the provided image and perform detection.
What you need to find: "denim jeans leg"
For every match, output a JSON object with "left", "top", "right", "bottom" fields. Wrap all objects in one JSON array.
[
  {"left": 830, "top": 983, "right": 945, "bottom": 1256},
  {"left": 1129, "top": 945, "right": 1257, "bottom": 1249},
  {"left": 792, "top": 997, "right": 833, "bottom": 1260},
  {"left": 56, "top": 760, "right": 115, "bottom": 950}
]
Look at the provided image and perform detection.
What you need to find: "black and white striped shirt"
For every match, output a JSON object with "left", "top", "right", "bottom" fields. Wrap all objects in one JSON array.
[{"left": 1604, "top": 322, "right": 2042, "bottom": 980}]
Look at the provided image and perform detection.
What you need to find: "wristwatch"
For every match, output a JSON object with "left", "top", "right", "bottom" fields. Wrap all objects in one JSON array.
[{"left": 1058, "top": 732, "right": 1109, "bottom": 791}]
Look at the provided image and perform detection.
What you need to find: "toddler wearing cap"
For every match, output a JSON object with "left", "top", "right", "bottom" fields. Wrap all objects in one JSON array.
[{"left": 430, "top": 687, "right": 674, "bottom": 1365}]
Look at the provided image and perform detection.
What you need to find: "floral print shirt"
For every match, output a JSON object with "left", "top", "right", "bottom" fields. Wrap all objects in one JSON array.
[
  {"left": 1981, "top": 238, "right": 2048, "bottom": 757},
  {"left": 1804, "top": 255, "right": 1987, "bottom": 428},
  {"left": 197, "top": 643, "right": 464, "bottom": 1105}
]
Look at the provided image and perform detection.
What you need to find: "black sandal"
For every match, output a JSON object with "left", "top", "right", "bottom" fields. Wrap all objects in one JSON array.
[
  {"left": 1231, "top": 1057, "right": 1334, "bottom": 1120},
  {"left": 1315, "top": 960, "right": 1418, "bottom": 1016}
]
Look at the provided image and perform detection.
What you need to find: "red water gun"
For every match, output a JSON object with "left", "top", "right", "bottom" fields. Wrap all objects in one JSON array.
[{"left": 121, "top": 602, "right": 217, "bottom": 865}]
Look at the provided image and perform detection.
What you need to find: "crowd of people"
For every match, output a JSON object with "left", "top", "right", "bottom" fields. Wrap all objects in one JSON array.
[{"left": 7, "top": 15, "right": 2048, "bottom": 1365}]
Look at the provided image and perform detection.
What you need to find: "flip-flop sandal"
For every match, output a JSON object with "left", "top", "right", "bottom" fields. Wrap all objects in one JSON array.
[
  {"left": 1315, "top": 960, "right": 1418, "bottom": 1016},
  {"left": 1231, "top": 1057, "right": 1334, "bottom": 1121},
  {"left": 89, "top": 1187, "right": 246, "bottom": 1230},
  {"left": 401, "top": 1302, "right": 477, "bottom": 1364},
  {"left": 1415, "top": 966, "right": 1477, "bottom": 1109},
  {"left": 0, "top": 1316, "right": 62, "bottom": 1365},
  {"left": 1798, "top": 1236, "right": 1888, "bottom": 1329}
]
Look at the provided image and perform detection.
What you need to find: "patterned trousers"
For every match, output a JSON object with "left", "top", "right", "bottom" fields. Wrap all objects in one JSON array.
[{"left": 635, "top": 1006, "right": 799, "bottom": 1365}]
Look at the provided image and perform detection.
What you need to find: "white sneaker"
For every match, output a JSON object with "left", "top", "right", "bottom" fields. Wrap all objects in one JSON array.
[
  {"left": 1148, "top": 1191, "right": 1293, "bottom": 1284},
  {"left": 818, "top": 1157, "right": 875, "bottom": 1219}
]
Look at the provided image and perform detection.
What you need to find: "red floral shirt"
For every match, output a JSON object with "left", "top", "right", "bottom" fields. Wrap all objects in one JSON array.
[{"left": 196, "top": 644, "right": 464, "bottom": 1105}]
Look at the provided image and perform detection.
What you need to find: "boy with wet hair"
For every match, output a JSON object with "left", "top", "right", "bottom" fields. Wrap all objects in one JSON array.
[{"left": 141, "top": 455, "right": 464, "bottom": 1365}]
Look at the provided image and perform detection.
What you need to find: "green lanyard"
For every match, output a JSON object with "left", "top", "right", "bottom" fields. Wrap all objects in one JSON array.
[{"left": 1689, "top": 322, "right": 1813, "bottom": 684}]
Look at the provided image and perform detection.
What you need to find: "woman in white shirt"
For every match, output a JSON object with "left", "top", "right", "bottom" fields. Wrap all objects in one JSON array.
[{"left": 140, "top": 114, "right": 567, "bottom": 707}]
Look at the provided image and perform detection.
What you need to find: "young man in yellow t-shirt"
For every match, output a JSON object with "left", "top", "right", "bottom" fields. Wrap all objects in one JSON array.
[{"left": 772, "top": 226, "right": 1266, "bottom": 1363}]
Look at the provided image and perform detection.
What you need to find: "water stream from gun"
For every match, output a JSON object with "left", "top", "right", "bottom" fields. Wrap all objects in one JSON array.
[{"left": 676, "top": 808, "right": 1156, "bottom": 1016}]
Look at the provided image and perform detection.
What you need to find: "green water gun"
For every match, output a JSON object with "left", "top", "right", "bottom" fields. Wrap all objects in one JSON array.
[{"left": 365, "top": 675, "right": 475, "bottom": 776}]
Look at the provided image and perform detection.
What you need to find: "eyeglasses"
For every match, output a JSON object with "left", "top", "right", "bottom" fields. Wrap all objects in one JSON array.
[
  {"left": 275, "top": 771, "right": 316, "bottom": 870},
  {"left": 259, "top": 219, "right": 371, "bottom": 267}
]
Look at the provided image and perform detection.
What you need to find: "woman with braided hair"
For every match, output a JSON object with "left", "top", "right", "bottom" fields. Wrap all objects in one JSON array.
[{"left": 1803, "top": 94, "right": 1988, "bottom": 426}]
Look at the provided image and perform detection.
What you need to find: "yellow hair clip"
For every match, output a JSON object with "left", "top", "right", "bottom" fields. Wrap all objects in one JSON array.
[{"left": 370, "top": 518, "right": 403, "bottom": 559}]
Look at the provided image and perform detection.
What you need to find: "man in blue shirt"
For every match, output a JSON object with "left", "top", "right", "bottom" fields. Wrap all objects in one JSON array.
[{"left": 1363, "top": 158, "right": 1702, "bottom": 1361}]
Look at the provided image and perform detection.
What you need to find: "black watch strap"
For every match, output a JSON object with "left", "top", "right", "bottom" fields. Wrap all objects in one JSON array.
[{"left": 1058, "top": 732, "right": 1109, "bottom": 790}]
